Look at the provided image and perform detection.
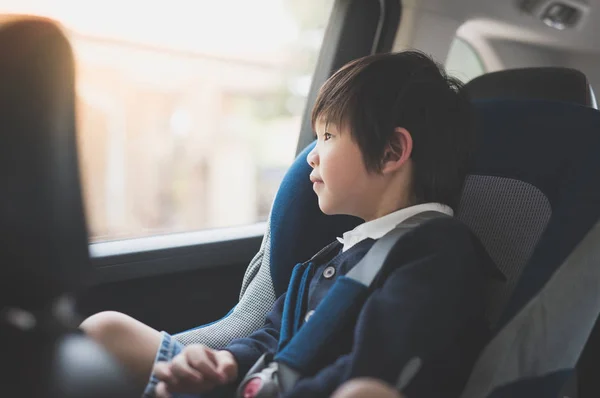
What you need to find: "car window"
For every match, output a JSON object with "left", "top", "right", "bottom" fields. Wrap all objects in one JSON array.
[
  {"left": 445, "top": 37, "right": 486, "bottom": 83},
  {"left": 0, "top": 0, "right": 334, "bottom": 242}
]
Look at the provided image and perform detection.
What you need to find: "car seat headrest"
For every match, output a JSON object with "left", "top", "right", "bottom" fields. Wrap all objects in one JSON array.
[
  {"left": 0, "top": 17, "right": 90, "bottom": 309},
  {"left": 464, "top": 67, "right": 597, "bottom": 109}
]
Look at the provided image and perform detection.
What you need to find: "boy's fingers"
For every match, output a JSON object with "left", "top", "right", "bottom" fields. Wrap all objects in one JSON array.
[
  {"left": 153, "top": 362, "right": 175, "bottom": 384},
  {"left": 218, "top": 361, "right": 237, "bottom": 382},
  {"left": 155, "top": 382, "right": 172, "bottom": 398},
  {"left": 216, "top": 351, "right": 238, "bottom": 382},
  {"left": 202, "top": 346, "right": 218, "bottom": 364},
  {"left": 186, "top": 345, "right": 217, "bottom": 367},
  {"left": 185, "top": 347, "right": 223, "bottom": 382},
  {"left": 171, "top": 352, "right": 204, "bottom": 385}
]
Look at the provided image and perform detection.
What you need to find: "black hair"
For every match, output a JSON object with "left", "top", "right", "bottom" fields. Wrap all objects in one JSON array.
[{"left": 311, "top": 50, "right": 474, "bottom": 210}]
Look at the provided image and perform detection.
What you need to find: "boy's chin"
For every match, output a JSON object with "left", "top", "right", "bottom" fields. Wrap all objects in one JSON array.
[
  {"left": 318, "top": 201, "right": 362, "bottom": 220},
  {"left": 317, "top": 200, "right": 335, "bottom": 216},
  {"left": 317, "top": 200, "right": 344, "bottom": 216}
]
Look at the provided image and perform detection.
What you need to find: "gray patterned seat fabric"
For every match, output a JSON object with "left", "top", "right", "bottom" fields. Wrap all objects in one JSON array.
[
  {"left": 457, "top": 176, "right": 551, "bottom": 327},
  {"left": 175, "top": 221, "right": 277, "bottom": 347}
]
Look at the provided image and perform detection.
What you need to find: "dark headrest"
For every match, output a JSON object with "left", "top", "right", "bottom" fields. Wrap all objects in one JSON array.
[
  {"left": 465, "top": 67, "right": 596, "bottom": 108},
  {"left": 0, "top": 17, "right": 90, "bottom": 308}
]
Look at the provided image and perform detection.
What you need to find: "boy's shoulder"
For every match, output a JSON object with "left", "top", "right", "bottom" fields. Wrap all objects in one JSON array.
[
  {"left": 385, "top": 215, "right": 504, "bottom": 280},
  {"left": 404, "top": 214, "right": 475, "bottom": 248}
]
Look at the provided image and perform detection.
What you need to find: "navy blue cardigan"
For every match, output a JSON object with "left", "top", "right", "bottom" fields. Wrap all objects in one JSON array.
[{"left": 224, "top": 217, "right": 497, "bottom": 398}]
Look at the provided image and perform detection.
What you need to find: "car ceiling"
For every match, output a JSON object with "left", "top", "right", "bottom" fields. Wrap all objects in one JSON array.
[{"left": 408, "top": 0, "right": 600, "bottom": 53}]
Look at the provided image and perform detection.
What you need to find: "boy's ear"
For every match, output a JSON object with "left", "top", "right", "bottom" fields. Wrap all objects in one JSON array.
[{"left": 381, "top": 127, "right": 413, "bottom": 173}]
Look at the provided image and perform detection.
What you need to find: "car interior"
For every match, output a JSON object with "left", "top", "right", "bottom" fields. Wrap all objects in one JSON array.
[{"left": 1, "top": 0, "right": 600, "bottom": 397}]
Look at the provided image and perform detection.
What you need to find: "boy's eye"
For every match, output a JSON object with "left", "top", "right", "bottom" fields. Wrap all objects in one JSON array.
[{"left": 324, "top": 132, "right": 332, "bottom": 141}]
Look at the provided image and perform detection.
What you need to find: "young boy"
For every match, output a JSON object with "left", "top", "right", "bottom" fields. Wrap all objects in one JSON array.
[{"left": 83, "top": 51, "right": 494, "bottom": 398}]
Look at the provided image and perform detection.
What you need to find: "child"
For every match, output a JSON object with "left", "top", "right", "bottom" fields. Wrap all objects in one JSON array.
[{"left": 84, "top": 51, "right": 494, "bottom": 398}]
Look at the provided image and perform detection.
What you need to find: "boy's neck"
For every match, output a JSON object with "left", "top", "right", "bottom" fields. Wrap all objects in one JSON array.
[
  {"left": 359, "top": 166, "right": 416, "bottom": 222},
  {"left": 361, "top": 197, "right": 415, "bottom": 222}
]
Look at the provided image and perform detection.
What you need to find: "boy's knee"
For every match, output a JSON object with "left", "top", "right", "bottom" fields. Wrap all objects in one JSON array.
[
  {"left": 80, "top": 311, "right": 134, "bottom": 342},
  {"left": 331, "top": 378, "right": 402, "bottom": 398}
]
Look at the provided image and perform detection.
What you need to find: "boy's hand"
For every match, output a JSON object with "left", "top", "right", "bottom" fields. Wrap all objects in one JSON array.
[{"left": 153, "top": 344, "right": 238, "bottom": 397}]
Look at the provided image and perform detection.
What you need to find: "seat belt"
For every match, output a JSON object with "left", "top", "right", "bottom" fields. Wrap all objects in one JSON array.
[{"left": 236, "top": 211, "right": 450, "bottom": 398}]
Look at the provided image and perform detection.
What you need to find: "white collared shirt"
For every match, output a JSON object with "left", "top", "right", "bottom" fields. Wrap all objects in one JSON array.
[{"left": 337, "top": 203, "right": 454, "bottom": 252}]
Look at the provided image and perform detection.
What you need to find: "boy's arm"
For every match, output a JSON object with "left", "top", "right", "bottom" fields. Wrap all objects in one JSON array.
[
  {"left": 222, "top": 292, "right": 286, "bottom": 378},
  {"left": 284, "top": 221, "right": 488, "bottom": 398}
]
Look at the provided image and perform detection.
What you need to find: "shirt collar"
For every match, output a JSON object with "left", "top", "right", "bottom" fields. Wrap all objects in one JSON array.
[{"left": 337, "top": 203, "right": 454, "bottom": 252}]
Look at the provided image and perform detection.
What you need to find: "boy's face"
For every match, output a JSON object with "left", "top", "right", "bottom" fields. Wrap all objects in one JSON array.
[{"left": 307, "top": 120, "right": 379, "bottom": 220}]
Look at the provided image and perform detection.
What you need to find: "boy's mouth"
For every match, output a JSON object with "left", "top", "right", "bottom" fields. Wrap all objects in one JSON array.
[
  {"left": 310, "top": 175, "right": 324, "bottom": 192},
  {"left": 309, "top": 175, "right": 323, "bottom": 184}
]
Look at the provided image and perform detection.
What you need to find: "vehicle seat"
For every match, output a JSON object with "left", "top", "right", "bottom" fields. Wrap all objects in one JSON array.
[
  {"left": 458, "top": 67, "right": 600, "bottom": 398},
  {"left": 464, "top": 67, "right": 597, "bottom": 109},
  {"left": 459, "top": 99, "right": 600, "bottom": 398},
  {"left": 0, "top": 16, "right": 136, "bottom": 398}
]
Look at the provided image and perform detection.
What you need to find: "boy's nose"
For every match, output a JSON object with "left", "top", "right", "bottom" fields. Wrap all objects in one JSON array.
[{"left": 307, "top": 147, "right": 318, "bottom": 168}]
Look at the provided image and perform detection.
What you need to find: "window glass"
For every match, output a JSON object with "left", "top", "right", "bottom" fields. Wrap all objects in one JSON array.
[
  {"left": 445, "top": 37, "right": 485, "bottom": 83},
  {"left": 0, "top": 0, "right": 334, "bottom": 241}
]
